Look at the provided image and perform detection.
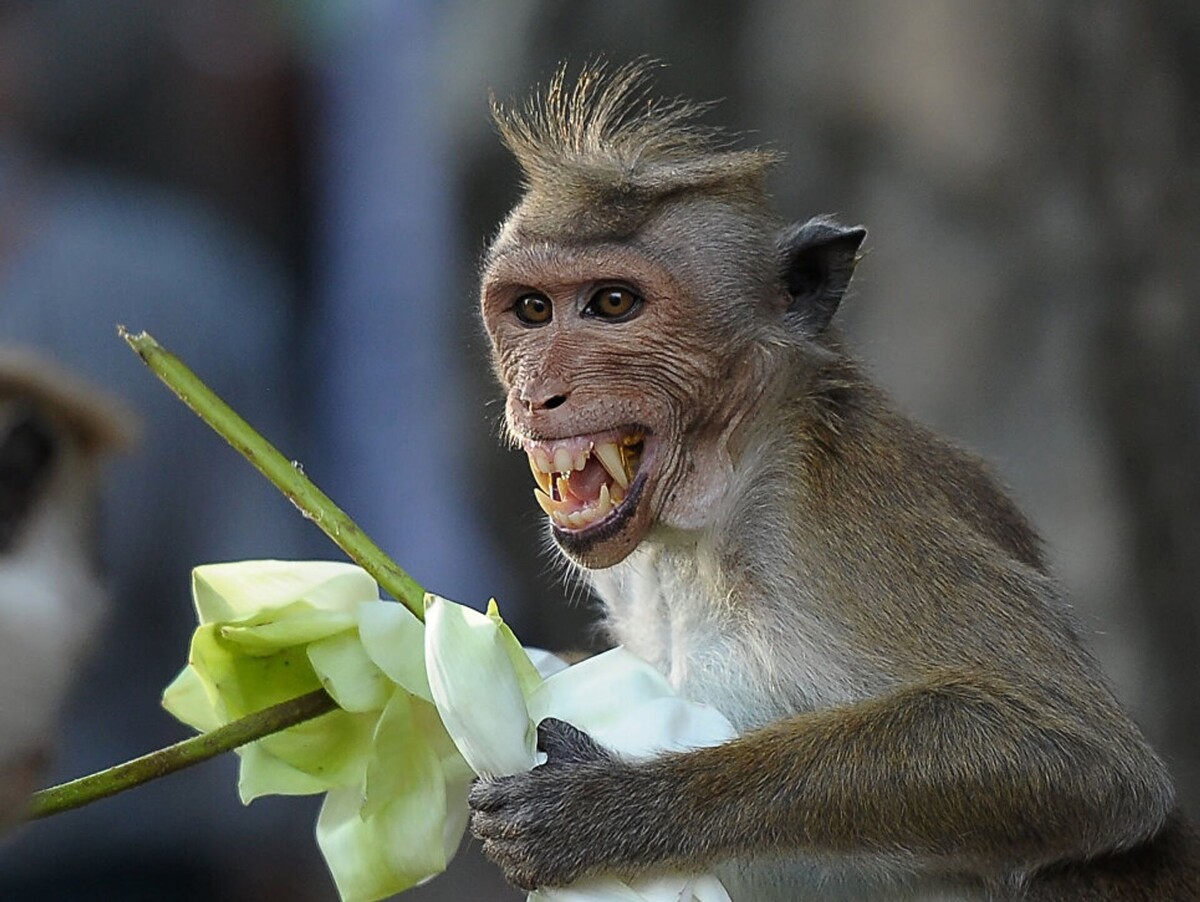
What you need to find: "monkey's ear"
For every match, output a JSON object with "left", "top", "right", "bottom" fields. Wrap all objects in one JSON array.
[{"left": 779, "top": 217, "right": 867, "bottom": 335}]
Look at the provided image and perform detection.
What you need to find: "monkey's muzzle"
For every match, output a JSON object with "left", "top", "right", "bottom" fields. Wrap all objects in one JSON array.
[{"left": 524, "top": 429, "right": 645, "bottom": 532}]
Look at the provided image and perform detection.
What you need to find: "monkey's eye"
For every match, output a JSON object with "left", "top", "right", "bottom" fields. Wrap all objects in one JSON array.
[
  {"left": 584, "top": 286, "right": 642, "bottom": 321},
  {"left": 514, "top": 293, "right": 552, "bottom": 326}
]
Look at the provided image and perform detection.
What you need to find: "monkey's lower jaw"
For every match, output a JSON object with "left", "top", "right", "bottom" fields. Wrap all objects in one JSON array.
[{"left": 524, "top": 429, "right": 650, "bottom": 557}]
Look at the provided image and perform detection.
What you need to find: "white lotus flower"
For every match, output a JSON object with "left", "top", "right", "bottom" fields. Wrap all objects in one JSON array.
[
  {"left": 424, "top": 595, "right": 735, "bottom": 902},
  {"left": 164, "top": 563, "right": 734, "bottom": 902},
  {"left": 162, "top": 560, "right": 470, "bottom": 902}
]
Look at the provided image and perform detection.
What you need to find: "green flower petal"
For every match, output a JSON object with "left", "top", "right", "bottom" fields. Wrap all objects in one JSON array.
[
  {"left": 258, "top": 707, "right": 375, "bottom": 788},
  {"left": 487, "top": 598, "right": 543, "bottom": 699},
  {"left": 218, "top": 603, "right": 360, "bottom": 654},
  {"left": 358, "top": 600, "right": 430, "bottom": 701},
  {"left": 193, "top": 560, "right": 379, "bottom": 625},
  {"left": 237, "top": 740, "right": 337, "bottom": 801},
  {"left": 308, "top": 630, "right": 391, "bottom": 713},
  {"left": 161, "top": 664, "right": 222, "bottom": 732},
  {"left": 316, "top": 693, "right": 453, "bottom": 901},
  {"left": 425, "top": 594, "right": 536, "bottom": 778},
  {"left": 187, "top": 624, "right": 323, "bottom": 721},
  {"left": 364, "top": 692, "right": 469, "bottom": 873}
]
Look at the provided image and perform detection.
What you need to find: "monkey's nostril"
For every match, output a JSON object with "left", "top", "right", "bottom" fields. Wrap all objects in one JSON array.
[{"left": 542, "top": 394, "right": 568, "bottom": 411}]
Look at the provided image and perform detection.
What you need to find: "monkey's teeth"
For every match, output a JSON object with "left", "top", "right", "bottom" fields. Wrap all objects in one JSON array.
[
  {"left": 528, "top": 454, "right": 552, "bottom": 494},
  {"left": 524, "top": 431, "right": 646, "bottom": 530},
  {"left": 533, "top": 480, "right": 618, "bottom": 531},
  {"left": 593, "top": 441, "right": 630, "bottom": 489},
  {"left": 534, "top": 487, "right": 557, "bottom": 518},
  {"left": 530, "top": 446, "right": 553, "bottom": 475},
  {"left": 596, "top": 483, "right": 613, "bottom": 517},
  {"left": 574, "top": 445, "right": 591, "bottom": 472}
]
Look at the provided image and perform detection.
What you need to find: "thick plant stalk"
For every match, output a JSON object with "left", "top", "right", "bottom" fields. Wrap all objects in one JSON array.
[
  {"left": 28, "top": 690, "right": 338, "bottom": 820},
  {"left": 118, "top": 327, "right": 425, "bottom": 617},
  {"left": 29, "top": 330, "right": 429, "bottom": 821}
]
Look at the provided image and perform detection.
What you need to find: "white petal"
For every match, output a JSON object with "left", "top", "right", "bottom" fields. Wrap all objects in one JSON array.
[
  {"left": 358, "top": 600, "right": 431, "bottom": 701},
  {"left": 529, "top": 648, "right": 735, "bottom": 758},
  {"left": 526, "top": 647, "right": 673, "bottom": 737},
  {"left": 486, "top": 599, "right": 545, "bottom": 698},
  {"left": 307, "top": 630, "right": 391, "bottom": 713},
  {"left": 424, "top": 594, "right": 536, "bottom": 777},
  {"left": 622, "top": 873, "right": 734, "bottom": 902},
  {"left": 532, "top": 879, "right": 651, "bottom": 902},
  {"left": 683, "top": 875, "right": 734, "bottom": 902},
  {"left": 193, "top": 560, "right": 379, "bottom": 625},
  {"left": 524, "top": 646, "right": 570, "bottom": 679},
  {"left": 589, "top": 696, "right": 736, "bottom": 760}
]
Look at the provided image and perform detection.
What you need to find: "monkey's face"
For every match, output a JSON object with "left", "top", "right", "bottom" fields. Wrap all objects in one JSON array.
[{"left": 481, "top": 237, "right": 765, "bottom": 570}]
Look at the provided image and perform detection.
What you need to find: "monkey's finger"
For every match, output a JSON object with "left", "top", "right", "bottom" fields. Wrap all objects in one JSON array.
[
  {"left": 470, "top": 809, "right": 523, "bottom": 841},
  {"left": 468, "top": 775, "right": 517, "bottom": 812},
  {"left": 536, "top": 716, "right": 607, "bottom": 764}
]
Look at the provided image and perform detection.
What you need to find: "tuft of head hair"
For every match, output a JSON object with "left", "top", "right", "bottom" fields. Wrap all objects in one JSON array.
[{"left": 492, "top": 60, "right": 781, "bottom": 215}]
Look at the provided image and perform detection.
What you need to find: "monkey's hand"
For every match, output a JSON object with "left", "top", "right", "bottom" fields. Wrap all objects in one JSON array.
[{"left": 469, "top": 717, "right": 650, "bottom": 891}]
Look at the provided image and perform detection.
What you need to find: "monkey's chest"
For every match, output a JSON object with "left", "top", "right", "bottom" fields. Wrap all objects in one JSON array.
[{"left": 589, "top": 546, "right": 874, "bottom": 731}]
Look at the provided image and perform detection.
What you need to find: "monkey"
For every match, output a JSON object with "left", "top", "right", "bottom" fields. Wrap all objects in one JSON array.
[
  {"left": 469, "top": 62, "right": 1200, "bottom": 901},
  {"left": 0, "top": 349, "right": 134, "bottom": 827}
]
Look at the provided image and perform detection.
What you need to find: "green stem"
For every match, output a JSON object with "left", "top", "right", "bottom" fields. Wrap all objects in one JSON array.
[
  {"left": 118, "top": 326, "right": 425, "bottom": 618},
  {"left": 27, "top": 690, "right": 338, "bottom": 820},
  {"left": 25, "top": 330, "right": 431, "bottom": 823}
]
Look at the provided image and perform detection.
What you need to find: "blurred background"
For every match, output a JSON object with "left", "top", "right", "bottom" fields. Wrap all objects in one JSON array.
[{"left": 0, "top": 1, "right": 1196, "bottom": 899}]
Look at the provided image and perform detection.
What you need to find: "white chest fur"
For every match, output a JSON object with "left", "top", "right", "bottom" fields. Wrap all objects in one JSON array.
[
  {"left": 585, "top": 541, "right": 980, "bottom": 902},
  {"left": 588, "top": 540, "right": 882, "bottom": 731}
]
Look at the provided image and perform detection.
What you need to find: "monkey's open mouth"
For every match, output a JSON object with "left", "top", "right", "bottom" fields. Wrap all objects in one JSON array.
[{"left": 524, "top": 429, "right": 647, "bottom": 533}]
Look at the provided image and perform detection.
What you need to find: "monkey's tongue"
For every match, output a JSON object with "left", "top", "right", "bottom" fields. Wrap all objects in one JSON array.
[
  {"left": 535, "top": 458, "right": 621, "bottom": 529},
  {"left": 563, "top": 457, "right": 610, "bottom": 502},
  {"left": 526, "top": 432, "right": 642, "bottom": 530}
]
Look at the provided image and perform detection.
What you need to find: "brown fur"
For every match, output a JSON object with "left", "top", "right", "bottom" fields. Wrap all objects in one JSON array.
[{"left": 471, "top": 62, "right": 1200, "bottom": 901}]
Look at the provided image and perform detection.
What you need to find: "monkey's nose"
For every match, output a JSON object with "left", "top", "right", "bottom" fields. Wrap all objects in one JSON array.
[
  {"left": 519, "top": 373, "right": 571, "bottom": 413},
  {"left": 523, "top": 391, "right": 569, "bottom": 413}
]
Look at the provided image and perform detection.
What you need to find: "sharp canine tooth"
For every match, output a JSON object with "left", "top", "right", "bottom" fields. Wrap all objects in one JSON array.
[
  {"left": 553, "top": 447, "right": 573, "bottom": 474},
  {"left": 594, "top": 442, "right": 630, "bottom": 488},
  {"left": 597, "top": 483, "right": 612, "bottom": 517},
  {"left": 528, "top": 455, "right": 552, "bottom": 493},
  {"left": 534, "top": 488, "right": 556, "bottom": 517}
]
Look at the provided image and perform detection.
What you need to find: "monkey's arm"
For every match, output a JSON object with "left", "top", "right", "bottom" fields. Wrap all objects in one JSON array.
[{"left": 469, "top": 670, "right": 1174, "bottom": 891}]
